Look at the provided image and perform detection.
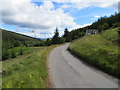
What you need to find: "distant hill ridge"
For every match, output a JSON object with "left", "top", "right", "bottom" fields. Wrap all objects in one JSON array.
[{"left": 0, "top": 28, "right": 40, "bottom": 41}]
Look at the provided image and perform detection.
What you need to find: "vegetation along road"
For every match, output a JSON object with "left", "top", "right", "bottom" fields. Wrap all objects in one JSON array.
[
  {"left": 2, "top": 45, "right": 59, "bottom": 88},
  {"left": 48, "top": 43, "right": 118, "bottom": 88}
]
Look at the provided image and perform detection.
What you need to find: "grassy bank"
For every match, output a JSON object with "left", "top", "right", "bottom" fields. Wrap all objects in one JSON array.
[
  {"left": 2, "top": 45, "right": 58, "bottom": 88},
  {"left": 2, "top": 47, "right": 40, "bottom": 61},
  {"left": 68, "top": 28, "right": 119, "bottom": 78}
]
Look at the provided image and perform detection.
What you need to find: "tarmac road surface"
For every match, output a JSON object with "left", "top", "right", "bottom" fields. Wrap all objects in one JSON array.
[{"left": 48, "top": 43, "right": 118, "bottom": 88}]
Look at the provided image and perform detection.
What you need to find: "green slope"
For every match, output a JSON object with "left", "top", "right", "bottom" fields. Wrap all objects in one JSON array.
[
  {"left": 68, "top": 27, "right": 120, "bottom": 78},
  {"left": 1, "top": 28, "right": 44, "bottom": 49},
  {"left": 0, "top": 29, "right": 2, "bottom": 60},
  {"left": 67, "top": 13, "right": 120, "bottom": 41},
  {"left": 1, "top": 28, "right": 38, "bottom": 41}
]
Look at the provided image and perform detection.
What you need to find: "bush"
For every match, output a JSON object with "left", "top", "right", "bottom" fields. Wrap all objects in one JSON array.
[
  {"left": 11, "top": 49, "right": 16, "bottom": 58},
  {"left": 101, "top": 28, "right": 119, "bottom": 44},
  {"left": 19, "top": 47, "right": 23, "bottom": 55},
  {"left": 2, "top": 48, "right": 9, "bottom": 60}
]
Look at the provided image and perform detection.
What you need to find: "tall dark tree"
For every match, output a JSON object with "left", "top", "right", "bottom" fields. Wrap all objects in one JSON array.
[
  {"left": 63, "top": 28, "right": 71, "bottom": 42},
  {"left": 45, "top": 38, "right": 52, "bottom": 46},
  {"left": 63, "top": 28, "right": 69, "bottom": 37},
  {"left": 54, "top": 28, "right": 59, "bottom": 38},
  {"left": 52, "top": 28, "right": 61, "bottom": 44}
]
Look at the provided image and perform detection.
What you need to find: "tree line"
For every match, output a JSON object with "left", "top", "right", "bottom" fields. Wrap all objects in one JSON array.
[{"left": 88, "top": 13, "right": 120, "bottom": 31}]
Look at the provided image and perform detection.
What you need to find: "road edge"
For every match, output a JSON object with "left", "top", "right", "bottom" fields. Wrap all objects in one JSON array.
[{"left": 46, "top": 46, "right": 57, "bottom": 88}]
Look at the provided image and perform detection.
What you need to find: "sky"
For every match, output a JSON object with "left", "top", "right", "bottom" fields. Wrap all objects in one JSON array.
[{"left": 0, "top": 0, "right": 119, "bottom": 38}]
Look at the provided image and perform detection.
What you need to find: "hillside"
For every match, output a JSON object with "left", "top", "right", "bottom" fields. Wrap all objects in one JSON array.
[
  {"left": 1, "top": 29, "right": 60, "bottom": 88},
  {"left": 68, "top": 27, "right": 120, "bottom": 78},
  {"left": 66, "top": 13, "right": 120, "bottom": 42},
  {"left": 2, "top": 29, "right": 36, "bottom": 41},
  {"left": 1, "top": 28, "right": 44, "bottom": 48},
  {"left": 1, "top": 28, "right": 45, "bottom": 60}
]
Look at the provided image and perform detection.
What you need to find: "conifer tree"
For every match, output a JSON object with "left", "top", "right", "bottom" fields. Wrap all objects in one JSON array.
[
  {"left": 63, "top": 28, "right": 70, "bottom": 42},
  {"left": 52, "top": 28, "right": 61, "bottom": 44}
]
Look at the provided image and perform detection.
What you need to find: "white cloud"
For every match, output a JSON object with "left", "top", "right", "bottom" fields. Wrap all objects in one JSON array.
[
  {"left": 69, "top": 23, "right": 92, "bottom": 31},
  {"left": 71, "top": 1, "right": 118, "bottom": 10},
  {"left": 31, "top": 0, "right": 118, "bottom": 3},
  {"left": 61, "top": 4, "right": 71, "bottom": 8},
  {"left": 31, "top": 0, "right": 118, "bottom": 11},
  {"left": 17, "top": 28, "right": 64, "bottom": 38},
  {"left": 1, "top": 0, "right": 80, "bottom": 37},
  {"left": 94, "top": 16, "right": 101, "bottom": 18},
  {"left": 32, "top": 0, "right": 119, "bottom": 9}
]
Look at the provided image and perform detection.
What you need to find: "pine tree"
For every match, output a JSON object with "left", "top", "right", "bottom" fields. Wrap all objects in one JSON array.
[
  {"left": 52, "top": 28, "right": 60, "bottom": 44},
  {"left": 63, "top": 28, "right": 69, "bottom": 37},
  {"left": 63, "top": 28, "right": 70, "bottom": 42}
]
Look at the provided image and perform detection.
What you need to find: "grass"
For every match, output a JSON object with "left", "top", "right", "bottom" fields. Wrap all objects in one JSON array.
[
  {"left": 2, "top": 47, "right": 39, "bottom": 71},
  {"left": 9, "top": 47, "right": 40, "bottom": 57},
  {"left": 69, "top": 27, "right": 119, "bottom": 78},
  {"left": 2, "top": 45, "right": 58, "bottom": 88},
  {"left": 0, "top": 29, "right": 1, "bottom": 61},
  {"left": 2, "top": 46, "right": 41, "bottom": 61}
]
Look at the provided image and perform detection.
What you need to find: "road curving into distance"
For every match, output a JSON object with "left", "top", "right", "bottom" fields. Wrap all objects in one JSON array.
[{"left": 48, "top": 43, "right": 118, "bottom": 88}]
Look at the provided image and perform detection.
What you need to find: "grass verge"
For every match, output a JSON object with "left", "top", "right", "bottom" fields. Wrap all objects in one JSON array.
[{"left": 2, "top": 45, "right": 58, "bottom": 88}]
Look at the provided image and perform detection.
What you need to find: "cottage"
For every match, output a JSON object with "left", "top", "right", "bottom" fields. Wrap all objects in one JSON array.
[{"left": 86, "top": 29, "right": 99, "bottom": 35}]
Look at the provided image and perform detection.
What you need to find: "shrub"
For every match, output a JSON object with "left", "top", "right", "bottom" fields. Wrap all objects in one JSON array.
[
  {"left": 19, "top": 47, "right": 23, "bottom": 55},
  {"left": 2, "top": 48, "right": 9, "bottom": 60},
  {"left": 11, "top": 49, "right": 16, "bottom": 58}
]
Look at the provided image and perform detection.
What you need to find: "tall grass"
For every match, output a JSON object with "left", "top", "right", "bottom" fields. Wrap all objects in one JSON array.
[
  {"left": 2, "top": 45, "right": 58, "bottom": 88},
  {"left": 69, "top": 28, "right": 119, "bottom": 78}
]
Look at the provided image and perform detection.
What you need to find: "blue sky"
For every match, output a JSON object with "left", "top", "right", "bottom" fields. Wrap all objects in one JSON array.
[
  {"left": 1, "top": 0, "right": 119, "bottom": 38},
  {"left": 64, "top": 7, "right": 115, "bottom": 25},
  {"left": 33, "top": 1, "right": 117, "bottom": 25}
]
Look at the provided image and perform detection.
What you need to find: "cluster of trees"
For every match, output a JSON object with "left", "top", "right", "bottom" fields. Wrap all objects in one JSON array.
[
  {"left": 3, "top": 40, "right": 44, "bottom": 49},
  {"left": 88, "top": 13, "right": 120, "bottom": 31},
  {"left": 2, "top": 40, "right": 45, "bottom": 60},
  {"left": 70, "top": 13, "right": 120, "bottom": 40},
  {"left": 44, "top": 28, "right": 65, "bottom": 46},
  {"left": 45, "top": 27, "right": 85, "bottom": 45},
  {"left": 2, "top": 47, "right": 24, "bottom": 60}
]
